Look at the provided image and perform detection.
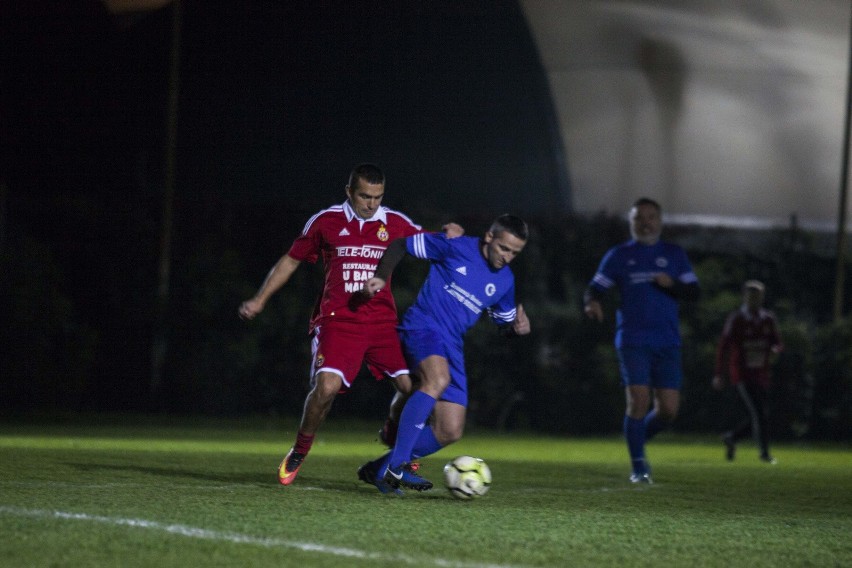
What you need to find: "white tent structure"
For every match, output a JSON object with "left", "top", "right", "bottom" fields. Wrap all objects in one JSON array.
[{"left": 521, "top": 0, "right": 851, "bottom": 233}]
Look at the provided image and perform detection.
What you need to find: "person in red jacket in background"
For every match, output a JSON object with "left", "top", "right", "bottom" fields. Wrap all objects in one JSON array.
[{"left": 712, "top": 280, "right": 783, "bottom": 464}]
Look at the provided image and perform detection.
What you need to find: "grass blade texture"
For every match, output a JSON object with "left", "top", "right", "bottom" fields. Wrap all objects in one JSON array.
[{"left": 0, "top": 417, "right": 849, "bottom": 567}]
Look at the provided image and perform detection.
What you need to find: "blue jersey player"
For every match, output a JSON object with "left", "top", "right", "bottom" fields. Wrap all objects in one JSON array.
[
  {"left": 357, "top": 215, "right": 531, "bottom": 493},
  {"left": 584, "top": 198, "right": 699, "bottom": 483}
]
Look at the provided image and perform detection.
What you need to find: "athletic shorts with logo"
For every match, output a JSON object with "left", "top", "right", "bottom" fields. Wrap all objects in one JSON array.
[
  {"left": 399, "top": 327, "right": 468, "bottom": 407},
  {"left": 310, "top": 320, "right": 409, "bottom": 390}
]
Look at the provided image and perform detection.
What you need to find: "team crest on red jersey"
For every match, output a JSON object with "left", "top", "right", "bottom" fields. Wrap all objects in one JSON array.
[
  {"left": 315, "top": 353, "right": 325, "bottom": 368},
  {"left": 377, "top": 224, "right": 389, "bottom": 242}
]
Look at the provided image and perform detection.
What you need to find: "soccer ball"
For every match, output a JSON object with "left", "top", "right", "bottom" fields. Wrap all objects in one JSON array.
[{"left": 443, "top": 456, "right": 491, "bottom": 500}]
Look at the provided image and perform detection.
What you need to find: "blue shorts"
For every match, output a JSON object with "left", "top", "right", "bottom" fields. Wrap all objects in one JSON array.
[
  {"left": 399, "top": 327, "right": 468, "bottom": 407},
  {"left": 617, "top": 345, "right": 683, "bottom": 389}
]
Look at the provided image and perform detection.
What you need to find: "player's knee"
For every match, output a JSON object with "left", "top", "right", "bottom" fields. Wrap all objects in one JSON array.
[
  {"left": 434, "top": 425, "right": 464, "bottom": 446},
  {"left": 312, "top": 373, "right": 343, "bottom": 401},
  {"left": 626, "top": 400, "right": 649, "bottom": 419},
  {"left": 392, "top": 374, "right": 413, "bottom": 395},
  {"left": 656, "top": 396, "right": 680, "bottom": 421},
  {"left": 447, "top": 428, "right": 463, "bottom": 445},
  {"left": 658, "top": 407, "right": 678, "bottom": 422},
  {"left": 420, "top": 374, "right": 450, "bottom": 397}
]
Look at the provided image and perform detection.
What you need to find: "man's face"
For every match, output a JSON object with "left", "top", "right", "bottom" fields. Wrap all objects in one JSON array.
[
  {"left": 630, "top": 203, "right": 662, "bottom": 245},
  {"left": 744, "top": 288, "right": 764, "bottom": 310},
  {"left": 346, "top": 179, "right": 384, "bottom": 220},
  {"left": 482, "top": 231, "right": 527, "bottom": 270}
]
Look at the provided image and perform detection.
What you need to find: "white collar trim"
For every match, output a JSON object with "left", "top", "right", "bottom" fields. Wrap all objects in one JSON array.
[{"left": 343, "top": 200, "right": 387, "bottom": 224}]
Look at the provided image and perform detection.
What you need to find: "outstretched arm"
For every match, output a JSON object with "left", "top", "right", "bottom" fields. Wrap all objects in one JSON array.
[
  {"left": 442, "top": 222, "right": 464, "bottom": 238},
  {"left": 583, "top": 286, "right": 605, "bottom": 321},
  {"left": 498, "top": 303, "right": 531, "bottom": 337},
  {"left": 512, "top": 303, "right": 531, "bottom": 335},
  {"left": 238, "top": 254, "right": 301, "bottom": 320},
  {"left": 362, "top": 238, "right": 409, "bottom": 298}
]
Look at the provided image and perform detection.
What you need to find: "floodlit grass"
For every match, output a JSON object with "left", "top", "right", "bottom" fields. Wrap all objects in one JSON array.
[{"left": 0, "top": 416, "right": 849, "bottom": 567}]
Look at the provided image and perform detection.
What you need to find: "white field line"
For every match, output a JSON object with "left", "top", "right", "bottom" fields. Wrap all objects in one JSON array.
[{"left": 0, "top": 505, "right": 524, "bottom": 568}]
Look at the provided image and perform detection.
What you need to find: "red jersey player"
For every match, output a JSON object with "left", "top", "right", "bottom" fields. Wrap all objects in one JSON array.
[
  {"left": 712, "top": 280, "right": 783, "bottom": 463},
  {"left": 239, "top": 163, "right": 462, "bottom": 485}
]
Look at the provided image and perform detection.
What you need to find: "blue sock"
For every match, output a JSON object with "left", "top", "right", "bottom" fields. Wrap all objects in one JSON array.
[
  {"left": 644, "top": 409, "right": 667, "bottom": 441},
  {"left": 411, "top": 425, "right": 443, "bottom": 460},
  {"left": 373, "top": 452, "right": 391, "bottom": 477},
  {"left": 389, "top": 390, "right": 437, "bottom": 469},
  {"left": 624, "top": 415, "right": 647, "bottom": 474}
]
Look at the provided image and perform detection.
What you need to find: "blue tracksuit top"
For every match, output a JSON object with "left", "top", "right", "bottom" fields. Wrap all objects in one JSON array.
[{"left": 589, "top": 239, "right": 697, "bottom": 348}]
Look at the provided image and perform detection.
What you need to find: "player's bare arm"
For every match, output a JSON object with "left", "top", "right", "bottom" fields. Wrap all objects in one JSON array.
[
  {"left": 584, "top": 300, "right": 604, "bottom": 322},
  {"left": 362, "top": 277, "right": 386, "bottom": 298},
  {"left": 512, "top": 303, "right": 531, "bottom": 335},
  {"left": 442, "top": 223, "right": 464, "bottom": 238},
  {"left": 239, "top": 254, "right": 301, "bottom": 320},
  {"left": 583, "top": 285, "right": 605, "bottom": 322},
  {"left": 653, "top": 273, "right": 674, "bottom": 287}
]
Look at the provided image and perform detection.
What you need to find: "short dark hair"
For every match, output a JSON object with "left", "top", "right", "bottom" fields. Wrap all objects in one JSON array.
[
  {"left": 632, "top": 197, "right": 661, "bottom": 213},
  {"left": 348, "top": 163, "right": 385, "bottom": 190},
  {"left": 489, "top": 214, "right": 529, "bottom": 241}
]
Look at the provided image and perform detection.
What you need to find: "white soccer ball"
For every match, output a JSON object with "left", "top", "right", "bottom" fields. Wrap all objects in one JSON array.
[{"left": 443, "top": 455, "right": 492, "bottom": 500}]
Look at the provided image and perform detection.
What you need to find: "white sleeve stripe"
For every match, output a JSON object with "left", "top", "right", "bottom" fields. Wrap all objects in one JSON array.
[
  {"left": 592, "top": 273, "right": 614, "bottom": 288},
  {"left": 411, "top": 233, "right": 427, "bottom": 258},
  {"left": 385, "top": 209, "right": 422, "bottom": 231},
  {"left": 301, "top": 206, "right": 341, "bottom": 235},
  {"left": 492, "top": 309, "right": 516, "bottom": 321},
  {"left": 680, "top": 272, "right": 699, "bottom": 284},
  {"left": 301, "top": 211, "right": 322, "bottom": 235}
]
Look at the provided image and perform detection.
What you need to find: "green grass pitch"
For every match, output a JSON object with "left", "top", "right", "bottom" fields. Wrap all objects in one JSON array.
[{"left": 0, "top": 416, "right": 849, "bottom": 567}]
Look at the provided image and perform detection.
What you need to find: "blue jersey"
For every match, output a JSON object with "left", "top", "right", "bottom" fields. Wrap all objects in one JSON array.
[
  {"left": 589, "top": 240, "right": 697, "bottom": 348},
  {"left": 399, "top": 233, "right": 517, "bottom": 343}
]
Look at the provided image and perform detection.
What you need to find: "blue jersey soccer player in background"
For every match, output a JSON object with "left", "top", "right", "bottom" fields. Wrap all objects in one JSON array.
[
  {"left": 357, "top": 214, "right": 531, "bottom": 493},
  {"left": 584, "top": 198, "right": 699, "bottom": 483}
]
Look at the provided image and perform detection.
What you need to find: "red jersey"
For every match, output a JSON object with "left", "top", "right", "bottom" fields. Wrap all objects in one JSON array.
[
  {"left": 287, "top": 200, "right": 424, "bottom": 333},
  {"left": 714, "top": 306, "right": 783, "bottom": 388}
]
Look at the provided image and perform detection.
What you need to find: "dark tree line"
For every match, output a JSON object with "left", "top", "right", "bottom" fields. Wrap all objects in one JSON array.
[{"left": 2, "top": 192, "right": 849, "bottom": 441}]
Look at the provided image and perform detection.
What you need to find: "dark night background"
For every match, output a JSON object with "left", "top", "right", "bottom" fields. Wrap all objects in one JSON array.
[{"left": 1, "top": 1, "right": 849, "bottom": 439}]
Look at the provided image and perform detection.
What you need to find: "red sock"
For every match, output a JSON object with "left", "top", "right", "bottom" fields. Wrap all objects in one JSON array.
[
  {"left": 294, "top": 431, "right": 315, "bottom": 455},
  {"left": 382, "top": 418, "right": 398, "bottom": 447}
]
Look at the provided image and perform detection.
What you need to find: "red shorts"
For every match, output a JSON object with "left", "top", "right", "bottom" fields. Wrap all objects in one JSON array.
[{"left": 310, "top": 320, "right": 408, "bottom": 389}]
